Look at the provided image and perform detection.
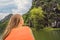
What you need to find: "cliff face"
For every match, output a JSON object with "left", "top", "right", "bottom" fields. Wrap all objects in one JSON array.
[{"left": 23, "top": 0, "right": 60, "bottom": 28}]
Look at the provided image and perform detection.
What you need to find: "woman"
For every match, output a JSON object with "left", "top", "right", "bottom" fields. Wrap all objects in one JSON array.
[{"left": 2, "top": 14, "right": 35, "bottom": 40}]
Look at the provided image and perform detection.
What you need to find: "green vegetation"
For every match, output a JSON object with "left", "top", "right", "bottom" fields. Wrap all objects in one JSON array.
[
  {"left": 30, "top": 7, "right": 45, "bottom": 30},
  {"left": 0, "top": 20, "right": 8, "bottom": 34},
  {"left": 23, "top": 0, "right": 60, "bottom": 30}
]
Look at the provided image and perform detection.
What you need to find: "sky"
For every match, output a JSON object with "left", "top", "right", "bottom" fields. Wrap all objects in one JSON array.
[{"left": 0, "top": 0, "right": 32, "bottom": 20}]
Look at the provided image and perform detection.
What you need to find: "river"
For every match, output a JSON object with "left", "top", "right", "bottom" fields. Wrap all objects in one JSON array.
[{"left": 33, "top": 30, "right": 60, "bottom": 40}]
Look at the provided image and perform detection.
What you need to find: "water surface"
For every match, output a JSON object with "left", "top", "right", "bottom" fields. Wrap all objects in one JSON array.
[{"left": 33, "top": 30, "right": 60, "bottom": 40}]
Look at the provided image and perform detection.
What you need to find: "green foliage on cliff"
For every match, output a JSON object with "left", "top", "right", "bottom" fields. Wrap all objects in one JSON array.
[{"left": 23, "top": 0, "right": 60, "bottom": 30}]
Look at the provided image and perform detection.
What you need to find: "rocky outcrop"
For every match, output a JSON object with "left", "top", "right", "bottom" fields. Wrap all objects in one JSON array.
[{"left": 0, "top": 14, "right": 13, "bottom": 23}]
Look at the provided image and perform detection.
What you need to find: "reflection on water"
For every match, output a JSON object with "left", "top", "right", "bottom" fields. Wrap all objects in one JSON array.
[{"left": 33, "top": 30, "right": 60, "bottom": 40}]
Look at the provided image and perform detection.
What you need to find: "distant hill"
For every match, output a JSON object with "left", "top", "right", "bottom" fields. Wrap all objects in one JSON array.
[
  {"left": 0, "top": 14, "right": 13, "bottom": 23},
  {"left": 0, "top": 14, "right": 13, "bottom": 34}
]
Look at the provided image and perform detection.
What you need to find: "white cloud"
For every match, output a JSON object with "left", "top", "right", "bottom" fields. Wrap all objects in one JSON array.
[
  {"left": 0, "top": 0, "right": 32, "bottom": 14},
  {"left": 0, "top": 0, "right": 32, "bottom": 20},
  {"left": 0, "top": 13, "right": 10, "bottom": 20},
  {"left": 13, "top": 0, "right": 32, "bottom": 14},
  {"left": 0, "top": 0, "right": 14, "bottom": 6}
]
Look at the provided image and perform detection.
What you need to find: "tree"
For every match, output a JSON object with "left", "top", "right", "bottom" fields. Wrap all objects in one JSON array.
[{"left": 29, "top": 7, "right": 45, "bottom": 30}]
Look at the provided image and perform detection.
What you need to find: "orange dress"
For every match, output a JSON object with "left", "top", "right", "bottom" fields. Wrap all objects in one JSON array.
[{"left": 5, "top": 26, "right": 34, "bottom": 40}]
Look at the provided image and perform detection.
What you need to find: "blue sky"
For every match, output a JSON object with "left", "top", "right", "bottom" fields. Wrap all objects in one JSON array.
[{"left": 0, "top": 0, "right": 32, "bottom": 20}]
